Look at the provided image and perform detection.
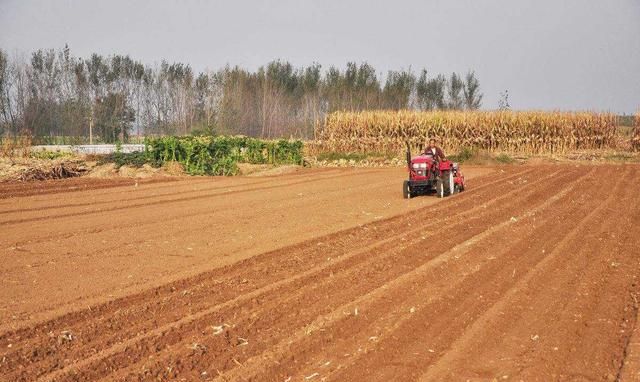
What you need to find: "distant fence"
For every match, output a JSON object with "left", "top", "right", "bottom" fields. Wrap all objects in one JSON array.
[{"left": 31, "top": 144, "right": 145, "bottom": 155}]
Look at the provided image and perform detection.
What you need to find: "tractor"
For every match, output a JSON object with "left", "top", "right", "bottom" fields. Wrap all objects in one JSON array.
[{"left": 403, "top": 143, "right": 465, "bottom": 199}]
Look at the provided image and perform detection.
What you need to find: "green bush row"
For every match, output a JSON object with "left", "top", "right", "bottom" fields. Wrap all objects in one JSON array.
[{"left": 142, "top": 136, "right": 303, "bottom": 175}]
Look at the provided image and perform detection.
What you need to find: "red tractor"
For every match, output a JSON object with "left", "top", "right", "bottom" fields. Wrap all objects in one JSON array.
[{"left": 403, "top": 144, "right": 465, "bottom": 199}]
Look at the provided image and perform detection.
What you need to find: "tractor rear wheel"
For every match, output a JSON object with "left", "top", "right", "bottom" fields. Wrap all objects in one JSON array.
[
  {"left": 438, "top": 170, "right": 454, "bottom": 197},
  {"left": 445, "top": 170, "right": 455, "bottom": 195},
  {"left": 403, "top": 180, "right": 412, "bottom": 199}
]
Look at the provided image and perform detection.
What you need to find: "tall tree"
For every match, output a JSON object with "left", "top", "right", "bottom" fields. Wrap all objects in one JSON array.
[
  {"left": 416, "top": 73, "right": 447, "bottom": 110},
  {"left": 94, "top": 92, "right": 135, "bottom": 142},
  {"left": 382, "top": 70, "right": 416, "bottom": 110},
  {"left": 0, "top": 49, "right": 9, "bottom": 134},
  {"left": 463, "top": 71, "right": 483, "bottom": 110},
  {"left": 446, "top": 73, "right": 464, "bottom": 110},
  {"left": 498, "top": 89, "right": 511, "bottom": 110}
]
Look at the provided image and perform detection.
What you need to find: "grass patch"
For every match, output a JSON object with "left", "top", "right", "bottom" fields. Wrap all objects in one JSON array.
[
  {"left": 30, "top": 150, "right": 73, "bottom": 160},
  {"left": 447, "top": 147, "right": 515, "bottom": 164},
  {"left": 495, "top": 153, "right": 514, "bottom": 164}
]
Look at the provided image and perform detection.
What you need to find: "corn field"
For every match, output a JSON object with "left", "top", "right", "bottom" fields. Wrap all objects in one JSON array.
[{"left": 309, "top": 110, "right": 619, "bottom": 156}]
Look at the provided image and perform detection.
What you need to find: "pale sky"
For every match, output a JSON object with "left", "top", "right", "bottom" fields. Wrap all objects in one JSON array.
[{"left": 1, "top": 0, "right": 639, "bottom": 113}]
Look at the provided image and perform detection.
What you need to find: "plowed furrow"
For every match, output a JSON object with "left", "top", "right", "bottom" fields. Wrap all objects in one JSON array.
[
  {"left": 0, "top": 168, "right": 538, "bottom": 380},
  {"left": 94, "top": 170, "right": 576, "bottom": 382},
  {"left": 415, "top": 167, "right": 638, "bottom": 381},
  {"left": 27, "top": 169, "right": 570, "bottom": 377},
  {"left": 219, "top": 166, "right": 604, "bottom": 382},
  {"left": 440, "top": 171, "right": 640, "bottom": 381}
]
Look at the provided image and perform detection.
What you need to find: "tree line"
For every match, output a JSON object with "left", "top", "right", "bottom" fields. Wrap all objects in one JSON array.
[{"left": 0, "top": 46, "right": 483, "bottom": 142}]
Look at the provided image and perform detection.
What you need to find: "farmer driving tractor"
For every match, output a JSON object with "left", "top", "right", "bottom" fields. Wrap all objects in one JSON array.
[{"left": 424, "top": 138, "right": 446, "bottom": 162}]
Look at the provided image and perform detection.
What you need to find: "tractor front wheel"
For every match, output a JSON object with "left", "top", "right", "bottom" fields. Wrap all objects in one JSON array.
[{"left": 403, "top": 180, "right": 412, "bottom": 199}]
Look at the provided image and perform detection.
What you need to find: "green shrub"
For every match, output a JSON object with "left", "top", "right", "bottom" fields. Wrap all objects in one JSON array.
[
  {"left": 143, "top": 136, "right": 303, "bottom": 176},
  {"left": 99, "top": 151, "right": 157, "bottom": 168}
]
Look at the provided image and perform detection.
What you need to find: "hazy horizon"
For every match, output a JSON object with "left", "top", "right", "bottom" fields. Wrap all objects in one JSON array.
[{"left": 1, "top": 0, "right": 639, "bottom": 113}]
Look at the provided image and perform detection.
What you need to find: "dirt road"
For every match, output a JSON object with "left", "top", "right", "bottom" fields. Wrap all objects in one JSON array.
[{"left": 1, "top": 165, "right": 639, "bottom": 381}]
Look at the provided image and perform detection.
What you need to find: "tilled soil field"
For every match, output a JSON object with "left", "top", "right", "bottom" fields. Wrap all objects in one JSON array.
[{"left": 1, "top": 165, "right": 639, "bottom": 381}]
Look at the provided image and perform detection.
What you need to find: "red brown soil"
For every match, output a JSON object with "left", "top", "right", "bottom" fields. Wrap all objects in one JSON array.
[{"left": 0, "top": 165, "right": 638, "bottom": 381}]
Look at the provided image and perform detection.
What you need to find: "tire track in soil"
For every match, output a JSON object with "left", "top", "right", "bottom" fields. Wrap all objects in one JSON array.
[
  {"left": 0, "top": 177, "right": 270, "bottom": 215},
  {"left": 21, "top": 168, "right": 580, "bottom": 382},
  {"left": 0, "top": 167, "right": 532, "bottom": 380}
]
